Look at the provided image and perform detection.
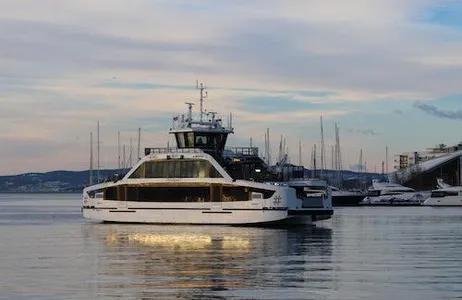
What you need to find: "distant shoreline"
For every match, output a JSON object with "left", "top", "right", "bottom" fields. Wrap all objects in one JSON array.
[{"left": 0, "top": 191, "right": 82, "bottom": 194}]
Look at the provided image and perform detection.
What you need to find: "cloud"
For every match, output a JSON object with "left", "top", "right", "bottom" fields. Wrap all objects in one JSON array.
[
  {"left": 1, "top": 0, "right": 462, "bottom": 174},
  {"left": 413, "top": 101, "right": 462, "bottom": 120},
  {"left": 348, "top": 129, "right": 379, "bottom": 136}
]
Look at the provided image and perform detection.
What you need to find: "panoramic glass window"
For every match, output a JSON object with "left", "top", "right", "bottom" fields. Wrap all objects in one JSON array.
[{"left": 129, "top": 159, "right": 223, "bottom": 179}]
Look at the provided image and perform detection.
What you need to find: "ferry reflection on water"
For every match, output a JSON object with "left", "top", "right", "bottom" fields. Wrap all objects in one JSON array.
[{"left": 82, "top": 224, "right": 333, "bottom": 299}]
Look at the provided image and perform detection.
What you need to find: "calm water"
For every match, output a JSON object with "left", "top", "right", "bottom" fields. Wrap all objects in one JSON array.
[{"left": 1, "top": 194, "right": 462, "bottom": 300}]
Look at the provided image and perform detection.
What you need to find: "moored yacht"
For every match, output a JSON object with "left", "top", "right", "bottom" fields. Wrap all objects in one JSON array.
[
  {"left": 360, "top": 180, "right": 428, "bottom": 206},
  {"left": 423, "top": 179, "right": 462, "bottom": 206},
  {"left": 82, "top": 83, "right": 333, "bottom": 225}
]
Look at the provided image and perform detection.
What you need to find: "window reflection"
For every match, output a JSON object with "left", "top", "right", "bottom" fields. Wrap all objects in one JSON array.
[{"left": 129, "top": 159, "right": 223, "bottom": 179}]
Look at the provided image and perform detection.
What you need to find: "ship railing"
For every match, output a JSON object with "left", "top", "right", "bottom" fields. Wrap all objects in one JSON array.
[
  {"left": 225, "top": 147, "right": 259, "bottom": 157},
  {"left": 144, "top": 147, "right": 205, "bottom": 156}
]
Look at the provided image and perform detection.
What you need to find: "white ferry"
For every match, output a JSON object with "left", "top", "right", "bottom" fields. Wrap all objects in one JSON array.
[{"left": 82, "top": 83, "right": 333, "bottom": 225}]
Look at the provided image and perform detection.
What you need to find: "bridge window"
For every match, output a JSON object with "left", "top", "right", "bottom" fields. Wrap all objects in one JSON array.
[
  {"left": 187, "top": 133, "right": 195, "bottom": 148},
  {"left": 176, "top": 133, "right": 186, "bottom": 148}
]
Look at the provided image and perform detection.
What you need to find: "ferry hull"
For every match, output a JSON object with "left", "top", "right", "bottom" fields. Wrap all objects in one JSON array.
[{"left": 83, "top": 206, "right": 297, "bottom": 225}]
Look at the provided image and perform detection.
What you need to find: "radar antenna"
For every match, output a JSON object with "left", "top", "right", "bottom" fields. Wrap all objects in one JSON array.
[{"left": 185, "top": 102, "right": 195, "bottom": 123}]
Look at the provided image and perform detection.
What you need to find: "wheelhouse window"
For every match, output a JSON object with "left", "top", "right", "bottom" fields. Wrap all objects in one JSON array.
[
  {"left": 195, "top": 135, "right": 208, "bottom": 147},
  {"left": 129, "top": 159, "right": 223, "bottom": 179},
  {"left": 186, "top": 133, "right": 195, "bottom": 147},
  {"left": 176, "top": 133, "right": 186, "bottom": 148},
  {"left": 174, "top": 132, "right": 228, "bottom": 150}
]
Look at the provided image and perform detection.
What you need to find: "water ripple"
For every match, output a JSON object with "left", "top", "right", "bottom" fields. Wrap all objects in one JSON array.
[{"left": 1, "top": 195, "right": 462, "bottom": 299}]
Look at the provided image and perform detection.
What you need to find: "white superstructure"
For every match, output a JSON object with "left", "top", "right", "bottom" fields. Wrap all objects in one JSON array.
[{"left": 83, "top": 150, "right": 307, "bottom": 224}]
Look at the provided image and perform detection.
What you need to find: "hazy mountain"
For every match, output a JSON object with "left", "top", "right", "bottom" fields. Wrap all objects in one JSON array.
[
  {"left": 0, "top": 169, "right": 126, "bottom": 193},
  {"left": 0, "top": 168, "right": 386, "bottom": 193}
]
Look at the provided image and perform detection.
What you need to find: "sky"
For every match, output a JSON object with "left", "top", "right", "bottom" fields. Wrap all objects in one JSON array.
[{"left": 1, "top": 0, "right": 462, "bottom": 175}]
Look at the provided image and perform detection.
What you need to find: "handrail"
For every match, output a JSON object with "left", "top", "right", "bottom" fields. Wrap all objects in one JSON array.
[
  {"left": 144, "top": 147, "right": 205, "bottom": 155},
  {"left": 225, "top": 147, "right": 259, "bottom": 156}
]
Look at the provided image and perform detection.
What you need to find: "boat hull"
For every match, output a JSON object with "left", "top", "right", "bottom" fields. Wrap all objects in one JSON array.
[
  {"left": 359, "top": 192, "right": 429, "bottom": 206},
  {"left": 423, "top": 196, "right": 462, "bottom": 206},
  {"left": 332, "top": 195, "right": 364, "bottom": 206}
]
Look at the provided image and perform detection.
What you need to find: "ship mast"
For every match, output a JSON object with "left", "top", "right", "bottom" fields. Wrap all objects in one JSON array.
[{"left": 196, "top": 80, "right": 207, "bottom": 123}]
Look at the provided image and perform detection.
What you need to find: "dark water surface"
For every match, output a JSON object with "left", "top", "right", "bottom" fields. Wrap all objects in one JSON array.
[{"left": 1, "top": 193, "right": 462, "bottom": 300}]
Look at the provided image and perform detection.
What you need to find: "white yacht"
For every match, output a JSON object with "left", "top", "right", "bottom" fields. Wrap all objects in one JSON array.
[
  {"left": 423, "top": 179, "right": 462, "bottom": 206},
  {"left": 360, "top": 180, "right": 428, "bottom": 206},
  {"left": 82, "top": 83, "right": 333, "bottom": 225}
]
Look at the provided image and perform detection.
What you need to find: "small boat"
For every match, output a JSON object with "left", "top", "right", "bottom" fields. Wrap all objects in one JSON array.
[
  {"left": 360, "top": 180, "right": 428, "bottom": 206},
  {"left": 82, "top": 83, "right": 333, "bottom": 225},
  {"left": 269, "top": 178, "right": 332, "bottom": 221}
]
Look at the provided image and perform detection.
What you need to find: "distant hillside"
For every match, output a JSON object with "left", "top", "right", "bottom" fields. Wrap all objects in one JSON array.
[
  {"left": 0, "top": 169, "right": 126, "bottom": 193},
  {"left": 0, "top": 167, "right": 387, "bottom": 193}
]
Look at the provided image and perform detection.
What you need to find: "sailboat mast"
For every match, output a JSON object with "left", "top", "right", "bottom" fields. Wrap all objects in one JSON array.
[
  {"left": 386, "top": 145, "right": 389, "bottom": 174},
  {"left": 89, "top": 132, "right": 93, "bottom": 185},
  {"left": 299, "top": 140, "right": 302, "bottom": 166},
  {"left": 118, "top": 131, "right": 121, "bottom": 170},
  {"left": 313, "top": 144, "right": 317, "bottom": 178},
  {"left": 320, "top": 116, "right": 325, "bottom": 177},
  {"left": 129, "top": 138, "right": 133, "bottom": 168},
  {"left": 137, "top": 127, "right": 141, "bottom": 161},
  {"left": 267, "top": 128, "right": 271, "bottom": 165},
  {"left": 331, "top": 145, "right": 334, "bottom": 170},
  {"left": 122, "top": 145, "right": 126, "bottom": 169},
  {"left": 97, "top": 121, "right": 100, "bottom": 183}
]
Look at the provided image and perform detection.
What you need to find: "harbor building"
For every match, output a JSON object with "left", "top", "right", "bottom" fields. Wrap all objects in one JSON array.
[
  {"left": 391, "top": 143, "right": 462, "bottom": 190},
  {"left": 394, "top": 143, "right": 462, "bottom": 171}
]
